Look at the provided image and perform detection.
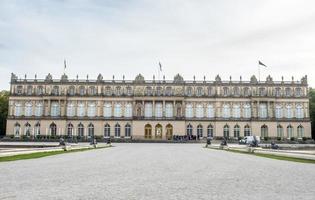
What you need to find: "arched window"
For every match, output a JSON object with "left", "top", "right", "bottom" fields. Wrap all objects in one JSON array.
[
  {"left": 197, "top": 124, "right": 203, "bottom": 138},
  {"left": 52, "top": 86, "right": 59, "bottom": 95},
  {"left": 145, "top": 87, "right": 152, "bottom": 96},
  {"left": 103, "top": 102, "right": 112, "bottom": 118},
  {"left": 144, "top": 102, "right": 153, "bottom": 118},
  {"left": 51, "top": 102, "right": 60, "bottom": 117},
  {"left": 287, "top": 125, "right": 294, "bottom": 138},
  {"left": 67, "top": 123, "right": 74, "bottom": 137},
  {"left": 166, "top": 124, "right": 173, "bottom": 140},
  {"left": 207, "top": 124, "right": 214, "bottom": 137},
  {"left": 186, "top": 87, "right": 193, "bottom": 96},
  {"left": 297, "top": 125, "right": 304, "bottom": 138},
  {"left": 295, "top": 88, "right": 302, "bottom": 97},
  {"left": 37, "top": 86, "right": 43, "bottom": 95},
  {"left": 124, "top": 103, "right": 132, "bottom": 118},
  {"left": 223, "top": 87, "right": 229, "bottom": 96},
  {"left": 77, "top": 102, "right": 85, "bottom": 117},
  {"left": 275, "top": 104, "right": 283, "bottom": 119},
  {"left": 50, "top": 123, "right": 57, "bottom": 136},
  {"left": 25, "top": 123, "right": 31, "bottom": 136},
  {"left": 88, "top": 123, "right": 94, "bottom": 137},
  {"left": 222, "top": 104, "right": 230, "bottom": 118},
  {"left": 259, "top": 103, "right": 267, "bottom": 118},
  {"left": 68, "top": 86, "right": 75, "bottom": 95},
  {"left": 14, "top": 123, "right": 20, "bottom": 137},
  {"left": 243, "top": 103, "right": 251, "bottom": 118},
  {"left": 275, "top": 87, "right": 281, "bottom": 97},
  {"left": 78, "top": 123, "right": 84, "bottom": 137},
  {"left": 25, "top": 102, "right": 33, "bottom": 117},
  {"left": 87, "top": 102, "right": 96, "bottom": 117},
  {"left": 35, "top": 122, "right": 40, "bottom": 136},
  {"left": 89, "top": 86, "right": 96, "bottom": 95},
  {"left": 232, "top": 104, "right": 240, "bottom": 118},
  {"left": 165, "top": 103, "right": 173, "bottom": 118},
  {"left": 67, "top": 102, "right": 75, "bottom": 117},
  {"left": 196, "top": 104, "right": 204, "bottom": 118},
  {"left": 233, "top": 87, "right": 240, "bottom": 96},
  {"left": 35, "top": 102, "right": 43, "bottom": 117},
  {"left": 286, "top": 104, "right": 293, "bottom": 119},
  {"left": 155, "top": 124, "right": 163, "bottom": 139},
  {"left": 105, "top": 86, "right": 111, "bottom": 96},
  {"left": 244, "top": 125, "right": 251, "bottom": 136},
  {"left": 261, "top": 125, "right": 268, "bottom": 137},
  {"left": 156, "top": 86, "right": 162, "bottom": 96},
  {"left": 115, "top": 123, "right": 121, "bottom": 137},
  {"left": 104, "top": 124, "right": 111, "bottom": 137},
  {"left": 277, "top": 125, "right": 283, "bottom": 138},
  {"left": 285, "top": 88, "right": 291, "bottom": 97},
  {"left": 196, "top": 87, "right": 203, "bottom": 96},
  {"left": 244, "top": 87, "right": 250, "bottom": 96},
  {"left": 126, "top": 86, "right": 132, "bottom": 96},
  {"left": 185, "top": 103, "right": 193, "bottom": 118},
  {"left": 14, "top": 103, "right": 22, "bottom": 117},
  {"left": 114, "top": 103, "right": 122, "bottom": 117},
  {"left": 223, "top": 124, "right": 229, "bottom": 138},
  {"left": 233, "top": 125, "right": 240, "bottom": 138},
  {"left": 165, "top": 87, "right": 172, "bottom": 96},
  {"left": 125, "top": 124, "right": 131, "bottom": 137},
  {"left": 79, "top": 86, "right": 85, "bottom": 95},
  {"left": 296, "top": 104, "right": 304, "bottom": 119},
  {"left": 145, "top": 124, "right": 152, "bottom": 138},
  {"left": 186, "top": 124, "right": 193, "bottom": 136},
  {"left": 207, "top": 87, "right": 213, "bottom": 96},
  {"left": 155, "top": 103, "right": 163, "bottom": 118},
  {"left": 115, "top": 86, "right": 121, "bottom": 96},
  {"left": 206, "top": 104, "right": 214, "bottom": 118}
]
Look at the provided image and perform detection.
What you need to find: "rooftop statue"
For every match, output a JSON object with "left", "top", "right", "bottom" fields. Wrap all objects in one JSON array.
[
  {"left": 45, "top": 73, "right": 53, "bottom": 82},
  {"left": 173, "top": 74, "right": 184, "bottom": 83},
  {"left": 134, "top": 74, "right": 145, "bottom": 83},
  {"left": 250, "top": 75, "right": 258, "bottom": 84}
]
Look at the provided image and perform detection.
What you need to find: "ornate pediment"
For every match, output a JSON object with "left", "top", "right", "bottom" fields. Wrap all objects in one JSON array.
[
  {"left": 134, "top": 74, "right": 145, "bottom": 83},
  {"left": 173, "top": 74, "right": 184, "bottom": 83}
]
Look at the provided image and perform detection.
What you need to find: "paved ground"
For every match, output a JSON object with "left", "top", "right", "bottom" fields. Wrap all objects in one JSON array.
[{"left": 0, "top": 143, "right": 315, "bottom": 200}]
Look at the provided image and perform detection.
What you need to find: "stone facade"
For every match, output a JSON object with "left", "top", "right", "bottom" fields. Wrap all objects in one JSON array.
[{"left": 6, "top": 73, "right": 311, "bottom": 140}]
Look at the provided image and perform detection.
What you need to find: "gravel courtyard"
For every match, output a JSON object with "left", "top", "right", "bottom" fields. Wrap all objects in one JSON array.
[{"left": 0, "top": 143, "right": 315, "bottom": 200}]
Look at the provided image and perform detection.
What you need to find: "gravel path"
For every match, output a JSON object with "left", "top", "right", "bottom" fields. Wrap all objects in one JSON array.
[{"left": 0, "top": 143, "right": 314, "bottom": 200}]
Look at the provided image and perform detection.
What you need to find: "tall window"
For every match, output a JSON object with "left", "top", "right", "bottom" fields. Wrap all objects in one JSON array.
[
  {"left": 115, "top": 86, "right": 121, "bottom": 96},
  {"left": 155, "top": 103, "right": 163, "bottom": 118},
  {"left": 261, "top": 125, "right": 268, "bottom": 137},
  {"left": 78, "top": 123, "right": 84, "bottom": 137},
  {"left": 35, "top": 102, "right": 43, "bottom": 117},
  {"left": 286, "top": 104, "right": 293, "bottom": 119},
  {"left": 87, "top": 102, "right": 96, "bottom": 117},
  {"left": 285, "top": 88, "right": 291, "bottom": 97},
  {"left": 259, "top": 103, "right": 267, "bottom": 118},
  {"left": 124, "top": 103, "right": 132, "bottom": 118},
  {"left": 165, "top": 103, "right": 173, "bottom": 118},
  {"left": 25, "top": 102, "right": 33, "bottom": 117},
  {"left": 89, "top": 86, "right": 96, "bottom": 95},
  {"left": 206, "top": 104, "right": 214, "bottom": 118},
  {"left": 275, "top": 104, "right": 283, "bottom": 119},
  {"left": 287, "top": 125, "right": 293, "bottom": 138},
  {"left": 196, "top": 104, "right": 204, "bottom": 118},
  {"left": 207, "top": 125, "right": 213, "bottom": 137},
  {"left": 297, "top": 125, "right": 304, "bottom": 138},
  {"left": 25, "top": 123, "right": 31, "bottom": 136},
  {"left": 145, "top": 87, "right": 152, "bottom": 96},
  {"left": 244, "top": 125, "right": 251, "bottom": 136},
  {"left": 144, "top": 103, "right": 153, "bottom": 118},
  {"left": 125, "top": 124, "right": 131, "bottom": 137},
  {"left": 14, "top": 123, "right": 21, "bottom": 137},
  {"left": 52, "top": 86, "right": 59, "bottom": 95},
  {"left": 156, "top": 87, "right": 162, "bottom": 96},
  {"left": 68, "top": 86, "right": 75, "bottom": 95},
  {"left": 67, "top": 102, "right": 75, "bottom": 117},
  {"left": 35, "top": 122, "right": 40, "bottom": 135},
  {"left": 222, "top": 104, "right": 230, "bottom": 118},
  {"left": 223, "top": 125, "right": 229, "bottom": 138},
  {"left": 196, "top": 87, "right": 203, "bottom": 96},
  {"left": 103, "top": 102, "right": 112, "bottom": 117},
  {"left": 27, "top": 86, "right": 33, "bottom": 95},
  {"left": 275, "top": 87, "right": 281, "bottom": 97},
  {"left": 14, "top": 103, "right": 22, "bottom": 116},
  {"left": 197, "top": 124, "right": 203, "bottom": 138},
  {"left": 233, "top": 87, "right": 240, "bottom": 96},
  {"left": 207, "top": 87, "right": 213, "bottom": 96},
  {"left": 295, "top": 88, "right": 302, "bottom": 97},
  {"left": 165, "top": 87, "right": 172, "bottom": 96},
  {"left": 51, "top": 102, "right": 60, "bottom": 117},
  {"left": 185, "top": 104, "right": 193, "bottom": 118},
  {"left": 277, "top": 125, "right": 283, "bottom": 138},
  {"left": 232, "top": 104, "right": 240, "bottom": 118},
  {"left": 105, "top": 86, "right": 111, "bottom": 96},
  {"left": 104, "top": 124, "right": 110, "bottom": 137},
  {"left": 259, "top": 88, "right": 266, "bottom": 96},
  {"left": 88, "top": 123, "right": 94, "bottom": 137},
  {"left": 244, "top": 87, "right": 250, "bottom": 96},
  {"left": 233, "top": 125, "right": 240, "bottom": 138},
  {"left": 77, "top": 102, "right": 85, "bottom": 117},
  {"left": 223, "top": 87, "right": 229, "bottom": 96},
  {"left": 114, "top": 103, "right": 122, "bottom": 117},
  {"left": 126, "top": 86, "right": 132, "bottom": 96},
  {"left": 37, "top": 86, "right": 43, "bottom": 95},
  {"left": 115, "top": 123, "right": 121, "bottom": 137},
  {"left": 50, "top": 123, "right": 57, "bottom": 136},
  {"left": 79, "top": 86, "right": 85, "bottom": 95},
  {"left": 296, "top": 104, "right": 304, "bottom": 119},
  {"left": 67, "top": 123, "right": 74, "bottom": 137},
  {"left": 145, "top": 124, "right": 152, "bottom": 138},
  {"left": 186, "top": 124, "right": 193, "bottom": 136},
  {"left": 186, "top": 87, "right": 193, "bottom": 96},
  {"left": 243, "top": 103, "right": 251, "bottom": 118}
]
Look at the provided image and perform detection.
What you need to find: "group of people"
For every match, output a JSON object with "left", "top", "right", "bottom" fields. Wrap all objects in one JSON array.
[{"left": 172, "top": 135, "right": 202, "bottom": 141}]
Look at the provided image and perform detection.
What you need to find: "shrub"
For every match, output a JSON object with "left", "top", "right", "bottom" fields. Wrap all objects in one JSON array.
[
  {"left": 290, "top": 137, "right": 295, "bottom": 141},
  {"left": 276, "top": 137, "right": 282, "bottom": 141}
]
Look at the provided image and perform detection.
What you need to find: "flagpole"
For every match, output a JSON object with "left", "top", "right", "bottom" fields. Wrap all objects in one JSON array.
[{"left": 258, "top": 61, "right": 260, "bottom": 83}]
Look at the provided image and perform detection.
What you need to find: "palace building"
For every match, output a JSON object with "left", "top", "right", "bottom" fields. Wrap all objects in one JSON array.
[{"left": 6, "top": 73, "right": 311, "bottom": 140}]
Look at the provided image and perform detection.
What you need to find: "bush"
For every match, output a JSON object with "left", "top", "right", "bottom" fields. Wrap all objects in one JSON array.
[
  {"left": 276, "top": 137, "right": 282, "bottom": 141},
  {"left": 264, "top": 137, "right": 269, "bottom": 141},
  {"left": 290, "top": 137, "right": 295, "bottom": 141},
  {"left": 302, "top": 137, "right": 308, "bottom": 141}
]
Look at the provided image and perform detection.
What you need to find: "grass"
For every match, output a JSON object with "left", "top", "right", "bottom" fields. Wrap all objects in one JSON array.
[
  {"left": 207, "top": 147, "right": 315, "bottom": 164},
  {"left": 0, "top": 145, "right": 111, "bottom": 162}
]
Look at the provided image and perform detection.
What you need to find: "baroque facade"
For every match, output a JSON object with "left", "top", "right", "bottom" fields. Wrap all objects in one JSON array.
[{"left": 6, "top": 73, "right": 311, "bottom": 140}]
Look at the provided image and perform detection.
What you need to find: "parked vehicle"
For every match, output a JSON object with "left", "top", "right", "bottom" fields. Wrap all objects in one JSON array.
[{"left": 239, "top": 136, "right": 260, "bottom": 145}]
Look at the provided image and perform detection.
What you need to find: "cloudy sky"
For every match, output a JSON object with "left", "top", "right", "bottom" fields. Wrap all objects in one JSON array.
[{"left": 0, "top": 0, "right": 315, "bottom": 89}]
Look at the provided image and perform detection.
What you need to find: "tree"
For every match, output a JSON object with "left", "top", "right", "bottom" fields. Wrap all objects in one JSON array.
[
  {"left": 0, "top": 90, "right": 9, "bottom": 136},
  {"left": 310, "top": 88, "right": 315, "bottom": 139}
]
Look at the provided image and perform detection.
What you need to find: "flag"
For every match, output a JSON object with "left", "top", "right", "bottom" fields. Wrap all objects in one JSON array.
[
  {"left": 258, "top": 60, "right": 267, "bottom": 67},
  {"left": 159, "top": 62, "right": 162, "bottom": 71},
  {"left": 64, "top": 59, "right": 67, "bottom": 70}
]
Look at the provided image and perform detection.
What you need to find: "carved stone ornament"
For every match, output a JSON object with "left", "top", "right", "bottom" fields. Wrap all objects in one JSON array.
[
  {"left": 97, "top": 73, "right": 103, "bottom": 82},
  {"left": 134, "top": 74, "right": 145, "bottom": 83},
  {"left": 173, "top": 74, "right": 184, "bottom": 83},
  {"left": 10, "top": 73, "right": 18, "bottom": 82},
  {"left": 175, "top": 87, "right": 184, "bottom": 95},
  {"left": 215, "top": 75, "right": 221, "bottom": 83},
  {"left": 301, "top": 75, "right": 308, "bottom": 85},
  {"left": 61, "top": 73, "right": 68, "bottom": 82},
  {"left": 134, "top": 86, "right": 144, "bottom": 96},
  {"left": 45, "top": 73, "right": 53, "bottom": 82},
  {"left": 266, "top": 75, "right": 273, "bottom": 84},
  {"left": 250, "top": 75, "right": 258, "bottom": 84}
]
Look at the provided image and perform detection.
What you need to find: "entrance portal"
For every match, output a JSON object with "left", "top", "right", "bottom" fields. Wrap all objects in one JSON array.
[
  {"left": 155, "top": 124, "right": 162, "bottom": 139},
  {"left": 166, "top": 124, "right": 173, "bottom": 140}
]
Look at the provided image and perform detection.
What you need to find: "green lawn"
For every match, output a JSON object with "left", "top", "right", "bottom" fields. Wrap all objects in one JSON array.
[{"left": 0, "top": 145, "right": 111, "bottom": 162}]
